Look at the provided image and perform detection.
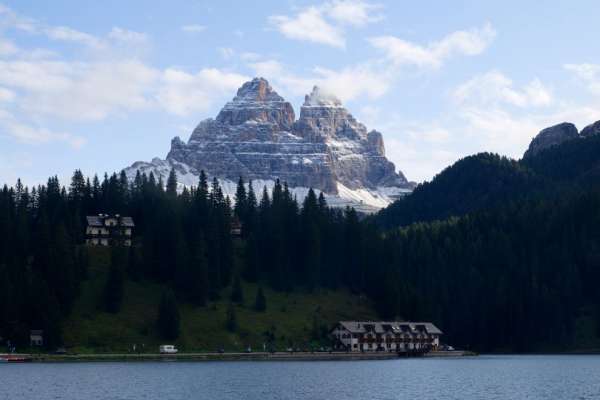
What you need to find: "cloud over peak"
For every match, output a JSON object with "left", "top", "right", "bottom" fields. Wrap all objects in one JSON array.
[
  {"left": 269, "top": 1, "right": 382, "bottom": 48},
  {"left": 453, "top": 71, "right": 553, "bottom": 108},
  {"left": 369, "top": 23, "right": 496, "bottom": 68}
]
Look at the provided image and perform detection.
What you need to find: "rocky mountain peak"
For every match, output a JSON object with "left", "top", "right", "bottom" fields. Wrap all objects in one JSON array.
[
  {"left": 581, "top": 120, "right": 600, "bottom": 137},
  {"left": 524, "top": 122, "right": 579, "bottom": 158},
  {"left": 127, "top": 77, "right": 412, "bottom": 212},
  {"left": 234, "top": 77, "right": 281, "bottom": 102},
  {"left": 215, "top": 77, "right": 295, "bottom": 129}
]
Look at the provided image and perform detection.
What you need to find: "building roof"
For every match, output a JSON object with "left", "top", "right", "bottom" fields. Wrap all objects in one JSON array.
[
  {"left": 86, "top": 215, "right": 135, "bottom": 227},
  {"left": 336, "top": 321, "right": 443, "bottom": 335}
]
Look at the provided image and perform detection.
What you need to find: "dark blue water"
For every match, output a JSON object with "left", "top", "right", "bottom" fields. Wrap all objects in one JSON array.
[{"left": 2, "top": 355, "right": 600, "bottom": 400}]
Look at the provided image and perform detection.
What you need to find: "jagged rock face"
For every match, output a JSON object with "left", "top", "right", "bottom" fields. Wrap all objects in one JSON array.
[
  {"left": 581, "top": 120, "right": 600, "bottom": 138},
  {"left": 163, "top": 78, "right": 409, "bottom": 194},
  {"left": 524, "top": 122, "right": 579, "bottom": 158},
  {"left": 215, "top": 78, "right": 295, "bottom": 130}
]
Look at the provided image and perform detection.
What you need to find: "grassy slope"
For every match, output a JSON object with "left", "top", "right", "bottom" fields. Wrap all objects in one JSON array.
[{"left": 62, "top": 247, "right": 378, "bottom": 353}]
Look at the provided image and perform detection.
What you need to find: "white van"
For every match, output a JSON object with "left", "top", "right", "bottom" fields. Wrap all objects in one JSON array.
[{"left": 159, "top": 345, "right": 178, "bottom": 354}]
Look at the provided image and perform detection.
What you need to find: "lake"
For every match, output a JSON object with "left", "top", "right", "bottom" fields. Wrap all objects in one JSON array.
[{"left": 2, "top": 355, "right": 599, "bottom": 400}]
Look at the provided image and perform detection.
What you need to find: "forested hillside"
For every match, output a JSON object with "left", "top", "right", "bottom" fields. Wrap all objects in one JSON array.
[
  {"left": 0, "top": 170, "right": 384, "bottom": 351},
  {"left": 376, "top": 134, "right": 600, "bottom": 229},
  {"left": 2, "top": 133, "right": 600, "bottom": 353}
]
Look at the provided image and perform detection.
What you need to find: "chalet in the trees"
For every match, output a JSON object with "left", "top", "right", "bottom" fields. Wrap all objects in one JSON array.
[
  {"left": 86, "top": 214, "right": 134, "bottom": 246},
  {"left": 230, "top": 217, "right": 242, "bottom": 236},
  {"left": 331, "top": 321, "right": 442, "bottom": 352}
]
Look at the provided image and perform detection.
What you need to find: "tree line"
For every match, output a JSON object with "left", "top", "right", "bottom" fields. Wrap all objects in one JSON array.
[{"left": 1, "top": 162, "right": 600, "bottom": 351}]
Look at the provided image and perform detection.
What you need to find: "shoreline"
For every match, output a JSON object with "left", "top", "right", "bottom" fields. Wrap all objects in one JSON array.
[{"left": 2, "top": 350, "right": 474, "bottom": 363}]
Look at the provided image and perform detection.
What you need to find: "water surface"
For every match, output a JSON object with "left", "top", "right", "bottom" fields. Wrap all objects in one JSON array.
[{"left": 2, "top": 355, "right": 599, "bottom": 400}]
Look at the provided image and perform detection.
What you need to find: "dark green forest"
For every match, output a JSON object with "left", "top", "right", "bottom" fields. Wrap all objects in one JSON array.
[{"left": 2, "top": 133, "right": 600, "bottom": 352}]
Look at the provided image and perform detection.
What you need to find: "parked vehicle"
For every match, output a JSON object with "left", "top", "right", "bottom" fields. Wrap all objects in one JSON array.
[{"left": 159, "top": 345, "right": 178, "bottom": 354}]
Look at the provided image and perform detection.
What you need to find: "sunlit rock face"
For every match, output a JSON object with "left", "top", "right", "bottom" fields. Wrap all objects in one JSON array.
[{"left": 126, "top": 77, "right": 412, "bottom": 211}]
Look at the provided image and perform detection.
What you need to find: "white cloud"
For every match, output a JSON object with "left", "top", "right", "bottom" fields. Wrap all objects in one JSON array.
[
  {"left": 312, "top": 64, "right": 390, "bottom": 101},
  {"left": 0, "top": 60, "right": 72, "bottom": 92},
  {"left": 269, "top": 6, "right": 345, "bottom": 48},
  {"left": 385, "top": 137, "right": 460, "bottom": 182},
  {"left": 369, "top": 23, "right": 496, "bottom": 68},
  {"left": 240, "top": 52, "right": 260, "bottom": 61},
  {"left": 248, "top": 58, "right": 391, "bottom": 102},
  {"left": 407, "top": 125, "right": 451, "bottom": 144},
  {"left": 44, "top": 26, "right": 105, "bottom": 49},
  {"left": 218, "top": 47, "right": 235, "bottom": 59},
  {"left": 0, "top": 38, "right": 18, "bottom": 55},
  {"left": 453, "top": 71, "right": 553, "bottom": 108},
  {"left": 457, "top": 107, "right": 541, "bottom": 157},
  {"left": 0, "top": 152, "right": 34, "bottom": 186},
  {"left": 107, "top": 27, "right": 148, "bottom": 46},
  {"left": 181, "top": 24, "right": 206, "bottom": 33},
  {"left": 0, "top": 5, "right": 250, "bottom": 124},
  {"left": 0, "top": 57, "right": 249, "bottom": 123},
  {"left": 565, "top": 63, "right": 600, "bottom": 96},
  {"left": 0, "top": 87, "right": 15, "bottom": 102},
  {"left": 0, "top": 4, "right": 36, "bottom": 33},
  {"left": 0, "top": 60, "right": 158, "bottom": 121},
  {"left": 1, "top": 5, "right": 147, "bottom": 53},
  {"left": 157, "top": 68, "right": 249, "bottom": 116},
  {"left": 0, "top": 109, "right": 84, "bottom": 148},
  {"left": 268, "top": 1, "right": 382, "bottom": 48},
  {"left": 325, "top": 0, "right": 383, "bottom": 27},
  {"left": 449, "top": 70, "right": 599, "bottom": 161}
]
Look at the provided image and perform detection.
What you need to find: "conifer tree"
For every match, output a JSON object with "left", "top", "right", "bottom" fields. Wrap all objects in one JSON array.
[
  {"left": 157, "top": 288, "right": 180, "bottom": 340},
  {"left": 188, "top": 236, "right": 209, "bottom": 306},
  {"left": 166, "top": 168, "right": 178, "bottom": 198},
  {"left": 231, "top": 274, "right": 244, "bottom": 304},
  {"left": 254, "top": 287, "right": 266, "bottom": 312},
  {"left": 104, "top": 246, "right": 126, "bottom": 313},
  {"left": 225, "top": 302, "right": 237, "bottom": 332},
  {"left": 234, "top": 176, "right": 247, "bottom": 220}
]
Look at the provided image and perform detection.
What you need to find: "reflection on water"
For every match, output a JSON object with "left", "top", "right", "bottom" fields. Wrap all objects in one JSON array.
[{"left": 2, "top": 355, "right": 600, "bottom": 400}]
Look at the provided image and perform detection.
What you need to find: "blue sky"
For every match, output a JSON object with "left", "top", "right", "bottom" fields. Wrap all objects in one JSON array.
[{"left": 1, "top": 0, "right": 600, "bottom": 185}]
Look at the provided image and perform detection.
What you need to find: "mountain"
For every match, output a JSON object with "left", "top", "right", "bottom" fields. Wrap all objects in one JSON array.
[
  {"left": 376, "top": 118, "right": 600, "bottom": 229},
  {"left": 125, "top": 78, "right": 412, "bottom": 212},
  {"left": 522, "top": 122, "right": 579, "bottom": 159}
]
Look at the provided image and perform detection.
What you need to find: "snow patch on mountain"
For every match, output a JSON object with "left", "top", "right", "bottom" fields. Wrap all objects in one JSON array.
[{"left": 125, "top": 77, "right": 413, "bottom": 212}]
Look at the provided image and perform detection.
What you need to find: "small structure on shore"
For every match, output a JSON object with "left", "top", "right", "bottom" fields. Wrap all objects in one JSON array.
[
  {"left": 331, "top": 321, "right": 442, "bottom": 353},
  {"left": 86, "top": 214, "right": 134, "bottom": 246},
  {"left": 30, "top": 330, "right": 43, "bottom": 347}
]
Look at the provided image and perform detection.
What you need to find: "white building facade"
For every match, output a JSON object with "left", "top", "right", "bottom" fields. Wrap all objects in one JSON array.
[
  {"left": 331, "top": 321, "right": 442, "bottom": 352},
  {"left": 86, "top": 214, "right": 134, "bottom": 246}
]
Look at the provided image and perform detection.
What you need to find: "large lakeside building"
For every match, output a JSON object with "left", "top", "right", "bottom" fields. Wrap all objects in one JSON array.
[
  {"left": 86, "top": 214, "right": 134, "bottom": 246},
  {"left": 331, "top": 321, "right": 442, "bottom": 352}
]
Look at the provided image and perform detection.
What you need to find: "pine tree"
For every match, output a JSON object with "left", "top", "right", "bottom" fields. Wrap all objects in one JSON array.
[
  {"left": 104, "top": 247, "right": 126, "bottom": 313},
  {"left": 188, "top": 236, "right": 209, "bottom": 306},
  {"left": 166, "top": 168, "right": 178, "bottom": 198},
  {"left": 69, "top": 169, "right": 86, "bottom": 202},
  {"left": 231, "top": 274, "right": 244, "bottom": 304},
  {"left": 243, "top": 180, "right": 258, "bottom": 237},
  {"left": 157, "top": 288, "right": 180, "bottom": 340},
  {"left": 225, "top": 302, "right": 237, "bottom": 332},
  {"left": 254, "top": 287, "right": 266, "bottom": 312},
  {"left": 234, "top": 176, "right": 247, "bottom": 220}
]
